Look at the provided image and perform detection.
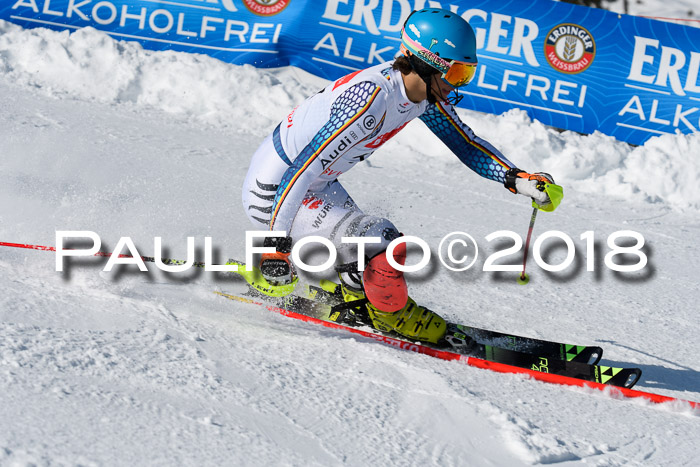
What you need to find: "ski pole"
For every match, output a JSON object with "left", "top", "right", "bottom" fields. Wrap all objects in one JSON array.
[{"left": 517, "top": 207, "right": 538, "bottom": 285}]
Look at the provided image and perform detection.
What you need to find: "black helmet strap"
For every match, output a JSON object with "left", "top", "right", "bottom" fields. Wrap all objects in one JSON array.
[{"left": 406, "top": 53, "right": 463, "bottom": 106}]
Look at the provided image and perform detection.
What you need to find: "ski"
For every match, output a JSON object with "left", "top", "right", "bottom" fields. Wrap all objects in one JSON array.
[
  {"left": 450, "top": 324, "right": 603, "bottom": 364},
  {"left": 221, "top": 257, "right": 606, "bottom": 363},
  {"left": 285, "top": 279, "right": 603, "bottom": 364},
  {"left": 215, "top": 284, "right": 642, "bottom": 389},
  {"left": 471, "top": 338, "right": 640, "bottom": 388}
]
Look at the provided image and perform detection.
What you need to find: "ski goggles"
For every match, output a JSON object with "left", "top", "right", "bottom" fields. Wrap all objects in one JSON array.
[{"left": 440, "top": 60, "right": 478, "bottom": 88}]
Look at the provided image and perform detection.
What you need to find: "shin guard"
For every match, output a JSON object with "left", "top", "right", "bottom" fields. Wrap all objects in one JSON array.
[{"left": 363, "top": 243, "right": 408, "bottom": 313}]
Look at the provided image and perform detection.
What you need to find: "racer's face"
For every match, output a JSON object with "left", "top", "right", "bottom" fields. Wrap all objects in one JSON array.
[{"left": 430, "top": 74, "right": 463, "bottom": 106}]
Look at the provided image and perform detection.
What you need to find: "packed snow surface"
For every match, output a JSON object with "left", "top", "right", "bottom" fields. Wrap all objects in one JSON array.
[
  {"left": 608, "top": 0, "right": 700, "bottom": 25},
  {"left": 1, "top": 20, "right": 699, "bottom": 466}
]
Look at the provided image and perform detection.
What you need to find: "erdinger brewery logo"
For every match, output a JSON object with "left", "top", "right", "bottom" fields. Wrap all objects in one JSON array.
[
  {"left": 243, "top": 0, "right": 290, "bottom": 16},
  {"left": 545, "top": 23, "right": 596, "bottom": 74}
]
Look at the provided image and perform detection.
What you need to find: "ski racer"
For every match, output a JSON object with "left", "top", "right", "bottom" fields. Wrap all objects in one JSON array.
[{"left": 242, "top": 9, "right": 558, "bottom": 348}]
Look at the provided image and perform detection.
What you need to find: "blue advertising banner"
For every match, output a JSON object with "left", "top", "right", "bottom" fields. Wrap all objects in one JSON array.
[{"left": 2, "top": 0, "right": 699, "bottom": 145}]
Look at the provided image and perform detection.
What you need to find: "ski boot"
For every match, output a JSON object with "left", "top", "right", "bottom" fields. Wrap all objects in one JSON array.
[
  {"left": 321, "top": 262, "right": 373, "bottom": 326},
  {"left": 327, "top": 261, "right": 447, "bottom": 345},
  {"left": 367, "top": 297, "right": 447, "bottom": 344},
  {"left": 259, "top": 236, "right": 296, "bottom": 286}
]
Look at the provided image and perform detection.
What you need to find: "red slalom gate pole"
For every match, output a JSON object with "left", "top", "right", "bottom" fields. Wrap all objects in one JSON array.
[
  {"left": 0, "top": 241, "right": 128, "bottom": 259},
  {"left": 0, "top": 241, "right": 59, "bottom": 253},
  {"left": 0, "top": 241, "right": 208, "bottom": 267}
]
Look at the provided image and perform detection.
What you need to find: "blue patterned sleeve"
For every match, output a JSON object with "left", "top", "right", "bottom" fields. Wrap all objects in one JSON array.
[
  {"left": 419, "top": 102, "right": 515, "bottom": 183},
  {"left": 270, "top": 81, "right": 386, "bottom": 232}
]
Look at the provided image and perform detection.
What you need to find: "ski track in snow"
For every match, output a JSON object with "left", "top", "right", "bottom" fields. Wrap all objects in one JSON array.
[{"left": 1, "top": 20, "right": 699, "bottom": 466}]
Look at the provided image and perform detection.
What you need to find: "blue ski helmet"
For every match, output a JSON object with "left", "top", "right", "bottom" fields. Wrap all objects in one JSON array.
[{"left": 400, "top": 9, "right": 478, "bottom": 87}]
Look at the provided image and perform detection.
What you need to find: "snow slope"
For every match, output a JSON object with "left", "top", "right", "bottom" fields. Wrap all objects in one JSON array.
[
  {"left": 1, "top": 21, "right": 699, "bottom": 466},
  {"left": 607, "top": 0, "right": 700, "bottom": 25}
]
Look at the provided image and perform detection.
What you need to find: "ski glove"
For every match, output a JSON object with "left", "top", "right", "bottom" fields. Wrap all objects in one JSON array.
[{"left": 504, "top": 168, "right": 555, "bottom": 207}]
